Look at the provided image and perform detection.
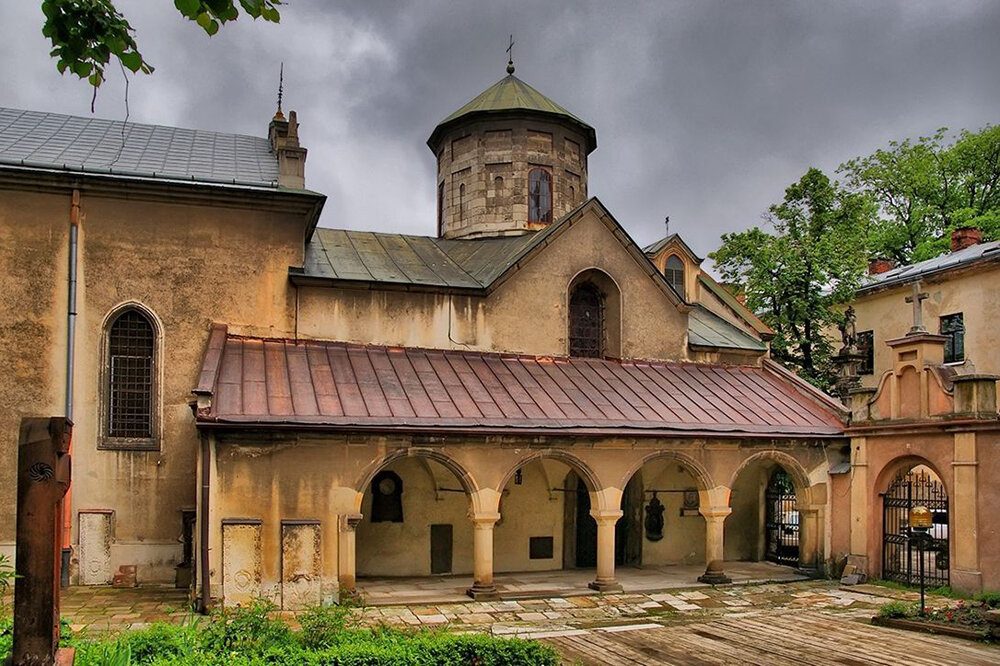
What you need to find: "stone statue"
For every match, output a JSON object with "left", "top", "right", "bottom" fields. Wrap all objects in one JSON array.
[
  {"left": 644, "top": 493, "right": 665, "bottom": 542},
  {"left": 838, "top": 306, "right": 857, "bottom": 353}
]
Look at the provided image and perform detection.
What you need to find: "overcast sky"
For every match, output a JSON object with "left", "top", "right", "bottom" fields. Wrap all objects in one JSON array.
[{"left": 3, "top": 1, "right": 999, "bottom": 260}]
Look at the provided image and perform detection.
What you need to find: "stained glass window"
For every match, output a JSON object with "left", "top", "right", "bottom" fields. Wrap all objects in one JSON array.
[{"left": 569, "top": 282, "right": 604, "bottom": 358}]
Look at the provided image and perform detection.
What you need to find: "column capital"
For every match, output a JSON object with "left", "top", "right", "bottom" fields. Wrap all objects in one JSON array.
[
  {"left": 589, "top": 509, "right": 623, "bottom": 525},
  {"left": 339, "top": 513, "right": 362, "bottom": 532},
  {"left": 470, "top": 512, "right": 501, "bottom": 527},
  {"left": 699, "top": 506, "right": 732, "bottom": 520}
]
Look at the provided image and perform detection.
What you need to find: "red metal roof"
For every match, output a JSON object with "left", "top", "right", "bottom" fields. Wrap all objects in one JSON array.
[{"left": 195, "top": 327, "right": 844, "bottom": 437}]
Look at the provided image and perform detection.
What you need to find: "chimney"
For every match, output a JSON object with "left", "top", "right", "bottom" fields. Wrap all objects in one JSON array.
[
  {"left": 868, "top": 258, "right": 894, "bottom": 275},
  {"left": 268, "top": 110, "right": 307, "bottom": 189},
  {"left": 950, "top": 226, "right": 982, "bottom": 253}
]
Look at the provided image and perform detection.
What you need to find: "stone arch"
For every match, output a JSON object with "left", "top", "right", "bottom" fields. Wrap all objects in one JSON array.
[
  {"left": 497, "top": 449, "right": 603, "bottom": 497},
  {"left": 873, "top": 454, "right": 951, "bottom": 499},
  {"left": 728, "top": 450, "right": 812, "bottom": 500},
  {"left": 567, "top": 267, "right": 623, "bottom": 358},
  {"left": 619, "top": 450, "right": 714, "bottom": 494},
  {"left": 353, "top": 448, "right": 480, "bottom": 512}
]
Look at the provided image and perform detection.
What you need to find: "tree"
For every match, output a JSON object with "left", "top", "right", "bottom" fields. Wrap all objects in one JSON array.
[
  {"left": 41, "top": 0, "right": 281, "bottom": 89},
  {"left": 840, "top": 125, "right": 1000, "bottom": 264},
  {"left": 711, "top": 168, "right": 872, "bottom": 390}
]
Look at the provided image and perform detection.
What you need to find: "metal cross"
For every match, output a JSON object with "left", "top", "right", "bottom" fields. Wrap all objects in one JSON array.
[
  {"left": 664, "top": 215, "right": 670, "bottom": 236},
  {"left": 277, "top": 62, "right": 284, "bottom": 114},
  {"left": 904, "top": 281, "right": 929, "bottom": 334},
  {"left": 507, "top": 34, "right": 515, "bottom": 61}
]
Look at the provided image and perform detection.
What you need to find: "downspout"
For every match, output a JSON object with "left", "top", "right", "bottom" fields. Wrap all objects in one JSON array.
[
  {"left": 199, "top": 433, "right": 211, "bottom": 612},
  {"left": 61, "top": 189, "right": 80, "bottom": 587}
]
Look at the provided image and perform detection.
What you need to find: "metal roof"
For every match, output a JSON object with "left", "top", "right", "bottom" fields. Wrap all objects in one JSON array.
[
  {"left": 0, "top": 107, "right": 280, "bottom": 188},
  {"left": 858, "top": 240, "right": 1000, "bottom": 294},
  {"left": 689, "top": 305, "right": 767, "bottom": 351},
  {"left": 195, "top": 328, "right": 844, "bottom": 437},
  {"left": 428, "top": 74, "right": 596, "bottom": 152}
]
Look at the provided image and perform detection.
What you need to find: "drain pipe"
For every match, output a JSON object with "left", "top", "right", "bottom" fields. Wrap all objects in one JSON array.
[
  {"left": 61, "top": 189, "right": 80, "bottom": 588},
  {"left": 199, "top": 433, "right": 211, "bottom": 612}
]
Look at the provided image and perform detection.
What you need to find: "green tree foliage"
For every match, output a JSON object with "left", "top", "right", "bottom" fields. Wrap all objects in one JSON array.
[
  {"left": 711, "top": 168, "right": 872, "bottom": 389},
  {"left": 41, "top": 0, "right": 281, "bottom": 89},
  {"left": 840, "top": 125, "right": 1000, "bottom": 264}
]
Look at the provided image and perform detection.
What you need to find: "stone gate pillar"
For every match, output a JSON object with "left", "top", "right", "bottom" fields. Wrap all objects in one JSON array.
[
  {"left": 698, "top": 506, "right": 732, "bottom": 584},
  {"left": 466, "top": 512, "right": 501, "bottom": 600},
  {"left": 588, "top": 509, "right": 623, "bottom": 592},
  {"left": 337, "top": 513, "right": 362, "bottom": 597}
]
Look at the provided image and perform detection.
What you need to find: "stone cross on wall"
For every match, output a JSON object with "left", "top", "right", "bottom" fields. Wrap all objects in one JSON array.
[{"left": 904, "top": 281, "right": 930, "bottom": 335}]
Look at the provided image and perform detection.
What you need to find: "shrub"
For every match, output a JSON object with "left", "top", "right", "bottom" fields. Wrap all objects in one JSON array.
[
  {"left": 0, "top": 554, "right": 16, "bottom": 610},
  {"left": 973, "top": 591, "right": 1000, "bottom": 609},
  {"left": 200, "top": 597, "right": 291, "bottom": 654},
  {"left": 877, "top": 600, "right": 913, "bottom": 619},
  {"left": 298, "top": 604, "right": 354, "bottom": 649}
]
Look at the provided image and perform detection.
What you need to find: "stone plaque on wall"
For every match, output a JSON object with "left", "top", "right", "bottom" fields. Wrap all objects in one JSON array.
[
  {"left": 280, "top": 520, "right": 321, "bottom": 610},
  {"left": 79, "top": 510, "right": 113, "bottom": 585},
  {"left": 222, "top": 519, "right": 262, "bottom": 606}
]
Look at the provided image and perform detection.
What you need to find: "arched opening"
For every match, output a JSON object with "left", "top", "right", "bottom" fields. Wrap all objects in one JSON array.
[
  {"left": 880, "top": 461, "right": 949, "bottom": 587},
  {"left": 102, "top": 303, "right": 160, "bottom": 448},
  {"left": 528, "top": 168, "right": 552, "bottom": 223},
  {"left": 567, "top": 269, "right": 622, "bottom": 358},
  {"left": 664, "top": 255, "right": 685, "bottom": 296},
  {"left": 356, "top": 455, "right": 473, "bottom": 579},
  {"left": 726, "top": 457, "right": 805, "bottom": 569}
]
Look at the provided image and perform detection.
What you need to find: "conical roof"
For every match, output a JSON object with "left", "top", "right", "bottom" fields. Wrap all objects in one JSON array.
[{"left": 428, "top": 74, "right": 596, "bottom": 153}]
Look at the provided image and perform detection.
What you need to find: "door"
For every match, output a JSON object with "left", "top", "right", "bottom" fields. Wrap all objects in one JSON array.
[
  {"left": 765, "top": 468, "right": 799, "bottom": 566},
  {"left": 430, "top": 524, "right": 453, "bottom": 575},
  {"left": 882, "top": 468, "right": 949, "bottom": 587}
]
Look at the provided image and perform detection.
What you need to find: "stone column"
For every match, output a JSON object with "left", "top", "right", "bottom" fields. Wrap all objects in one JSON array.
[
  {"left": 588, "top": 509, "right": 623, "bottom": 592},
  {"left": 698, "top": 506, "right": 732, "bottom": 584},
  {"left": 798, "top": 505, "right": 821, "bottom": 571},
  {"left": 337, "top": 513, "right": 362, "bottom": 597},
  {"left": 952, "top": 432, "right": 981, "bottom": 594},
  {"left": 848, "top": 436, "right": 870, "bottom": 576},
  {"left": 466, "top": 512, "right": 501, "bottom": 600}
]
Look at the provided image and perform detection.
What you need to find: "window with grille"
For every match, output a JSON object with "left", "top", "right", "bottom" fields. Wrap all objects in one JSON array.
[
  {"left": 569, "top": 282, "right": 604, "bottom": 358},
  {"left": 106, "top": 309, "right": 155, "bottom": 441},
  {"left": 665, "top": 255, "right": 684, "bottom": 295},
  {"left": 528, "top": 168, "right": 552, "bottom": 223},
  {"left": 940, "top": 313, "right": 964, "bottom": 363},
  {"left": 857, "top": 330, "right": 874, "bottom": 375}
]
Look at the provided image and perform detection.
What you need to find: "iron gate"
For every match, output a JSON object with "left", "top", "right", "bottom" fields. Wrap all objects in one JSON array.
[
  {"left": 765, "top": 469, "right": 799, "bottom": 566},
  {"left": 881, "top": 468, "right": 949, "bottom": 587}
]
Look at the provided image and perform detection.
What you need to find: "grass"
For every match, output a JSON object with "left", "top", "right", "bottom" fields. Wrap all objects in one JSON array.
[{"left": 1, "top": 599, "right": 560, "bottom": 665}]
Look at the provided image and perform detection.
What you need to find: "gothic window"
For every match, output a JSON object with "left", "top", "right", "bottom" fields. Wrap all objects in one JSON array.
[
  {"left": 528, "top": 168, "right": 552, "bottom": 223},
  {"left": 665, "top": 255, "right": 684, "bottom": 295},
  {"left": 856, "top": 330, "right": 874, "bottom": 375},
  {"left": 437, "top": 182, "right": 445, "bottom": 235},
  {"left": 940, "top": 313, "right": 965, "bottom": 363},
  {"left": 371, "top": 470, "right": 403, "bottom": 522},
  {"left": 105, "top": 307, "right": 156, "bottom": 445},
  {"left": 569, "top": 282, "right": 604, "bottom": 358}
]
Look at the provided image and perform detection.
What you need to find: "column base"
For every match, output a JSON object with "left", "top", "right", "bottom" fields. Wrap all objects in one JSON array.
[
  {"left": 466, "top": 583, "right": 501, "bottom": 601},
  {"left": 697, "top": 560, "right": 731, "bottom": 585},
  {"left": 588, "top": 579, "right": 623, "bottom": 593}
]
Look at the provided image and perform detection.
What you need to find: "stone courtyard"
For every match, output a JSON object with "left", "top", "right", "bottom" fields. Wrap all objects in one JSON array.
[{"left": 59, "top": 580, "right": 1000, "bottom": 665}]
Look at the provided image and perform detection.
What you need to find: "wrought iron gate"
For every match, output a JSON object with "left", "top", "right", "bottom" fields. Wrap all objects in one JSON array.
[
  {"left": 765, "top": 469, "right": 799, "bottom": 566},
  {"left": 881, "top": 468, "right": 949, "bottom": 587}
]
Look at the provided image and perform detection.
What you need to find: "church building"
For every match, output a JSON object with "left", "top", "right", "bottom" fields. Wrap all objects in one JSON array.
[{"left": 5, "top": 62, "right": 990, "bottom": 608}]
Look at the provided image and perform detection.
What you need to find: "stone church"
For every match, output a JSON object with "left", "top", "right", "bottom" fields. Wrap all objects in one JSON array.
[{"left": 1, "top": 63, "right": 994, "bottom": 607}]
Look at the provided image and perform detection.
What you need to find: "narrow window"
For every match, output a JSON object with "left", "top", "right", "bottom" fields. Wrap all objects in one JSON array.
[
  {"left": 458, "top": 183, "right": 465, "bottom": 222},
  {"left": 528, "top": 168, "right": 552, "bottom": 223},
  {"left": 569, "top": 185, "right": 575, "bottom": 203},
  {"left": 107, "top": 309, "right": 155, "bottom": 440},
  {"left": 494, "top": 175, "right": 504, "bottom": 194},
  {"left": 437, "top": 182, "right": 445, "bottom": 235},
  {"left": 371, "top": 470, "right": 404, "bottom": 522},
  {"left": 665, "top": 255, "right": 684, "bottom": 295},
  {"left": 856, "top": 330, "right": 874, "bottom": 375},
  {"left": 940, "top": 313, "right": 965, "bottom": 363},
  {"left": 569, "top": 282, "right": 604, "bottom": 358}
]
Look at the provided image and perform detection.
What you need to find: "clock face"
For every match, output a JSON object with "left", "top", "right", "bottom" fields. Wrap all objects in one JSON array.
[{"left": 378, "top": 477, "right": 397, "bottom": 495}]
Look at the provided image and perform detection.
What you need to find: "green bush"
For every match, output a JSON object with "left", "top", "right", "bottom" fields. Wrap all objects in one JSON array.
[
  {"left": 973, "top": 591, "right": 1000, "bottom": 609},
  {"left": 200, "top": 597, "right": 290, "bottom": 654},
  {"left": 298, "top": 604, "right": 354, "bottom": 649},
  {"left": 877, "top": 600, "right": 913, "bottom": 619}
]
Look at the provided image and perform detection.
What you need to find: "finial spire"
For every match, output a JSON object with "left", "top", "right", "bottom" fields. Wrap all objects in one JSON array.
[
  {"left": 664, "top": 215, "right": 670, "bottom": 236},
  {"left": 275, "top": 62, "right": 285, "bottom": 119},
  {"left": 506, "top": 34, "right": 515, "bottom": 75}
]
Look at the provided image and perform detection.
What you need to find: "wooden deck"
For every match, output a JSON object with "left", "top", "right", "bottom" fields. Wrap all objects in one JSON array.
[{"left": 545, "top": 609, "right": 1000, "bottom": 665}]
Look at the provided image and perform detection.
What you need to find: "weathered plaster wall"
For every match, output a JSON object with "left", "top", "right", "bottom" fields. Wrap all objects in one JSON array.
[
  {"left": 494, "top": 460, "right": 569, "bottom": 572},
  {"left": 639, "top": 461, "right": 705, "bottom": 565},
  {"left": 852, "top": 263, "right": 1000, "bottom": 387}
]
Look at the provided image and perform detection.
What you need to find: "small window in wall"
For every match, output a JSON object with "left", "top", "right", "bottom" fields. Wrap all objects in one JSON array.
[
  {"left": 528, "top": 168, "right": 552, "bottom": 223},
  {"left": 437, "top": 182, "right": 445, "bottom": 235},
  {"left": 458, "top": 183, "right": 465, "bottom": 222},
  {"left": 494, "top": 175, "right": 504, "bottom": 194},
  {"left": 371, "top": 471, "right": 403, "bottom": 522},
  {"left": 857, "top": 330, "right": 874, "bottom": 375},
  {"left": 105, "top": 308, "right": 156, "bottom": 445},
  {"left": 940, "top": 313, "right": 965, "bottom": 363},
  {"left": 664, "top": 255, "right": 684, "bottom": 296},
  {"left": 569, "top": 282, "right": 604, "bottom": 358},
  {"left": 529, "top": 536, "right": 554, "bottom": 559}
]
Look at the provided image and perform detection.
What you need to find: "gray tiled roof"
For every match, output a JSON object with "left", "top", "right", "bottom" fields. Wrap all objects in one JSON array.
[
  {"left": 688, "top": 305, "right": 767, "bottom": 351},
  {"left": 0, "top": 107, "right": 279, "bottom": 188},
  {"left": 858, "top": 240, "right": 1000, "bottom": 294}
]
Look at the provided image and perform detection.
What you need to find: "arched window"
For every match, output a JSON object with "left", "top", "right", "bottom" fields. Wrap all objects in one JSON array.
[
  {"left": 105, "top": 307, "right": 156, "bottom": 444},
  {"left": 665, "top": 255, "right": 684, "bottom": 295},
  {"left": 528, "top": 168, "right": 552, "bottom": 223},
  {"left": 569, "top": 282, "right": 604, "bottom": 358},
  {"left": 494, "top": 175, "right": 504, "bottom": 194},
  {"left": 371, "top": 470, "right": 404, "bottom": 522},
  {"left": 458, "top": 183, "right": 465, "bottom": 221}
]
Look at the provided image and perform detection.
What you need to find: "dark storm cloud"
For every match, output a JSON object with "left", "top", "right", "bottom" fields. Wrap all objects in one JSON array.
[{"left": 2, "top": 1, "right": 998, "bottom": 259}]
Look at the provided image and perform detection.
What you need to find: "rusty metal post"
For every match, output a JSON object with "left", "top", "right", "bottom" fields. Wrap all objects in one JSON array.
[{"left": 12, "top": 417, "right": 74, "bottom": 666}]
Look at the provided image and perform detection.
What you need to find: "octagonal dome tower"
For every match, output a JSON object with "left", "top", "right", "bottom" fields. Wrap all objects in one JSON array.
[{"left": 428, "top": 63, "right": 597, "bottom": 239}]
